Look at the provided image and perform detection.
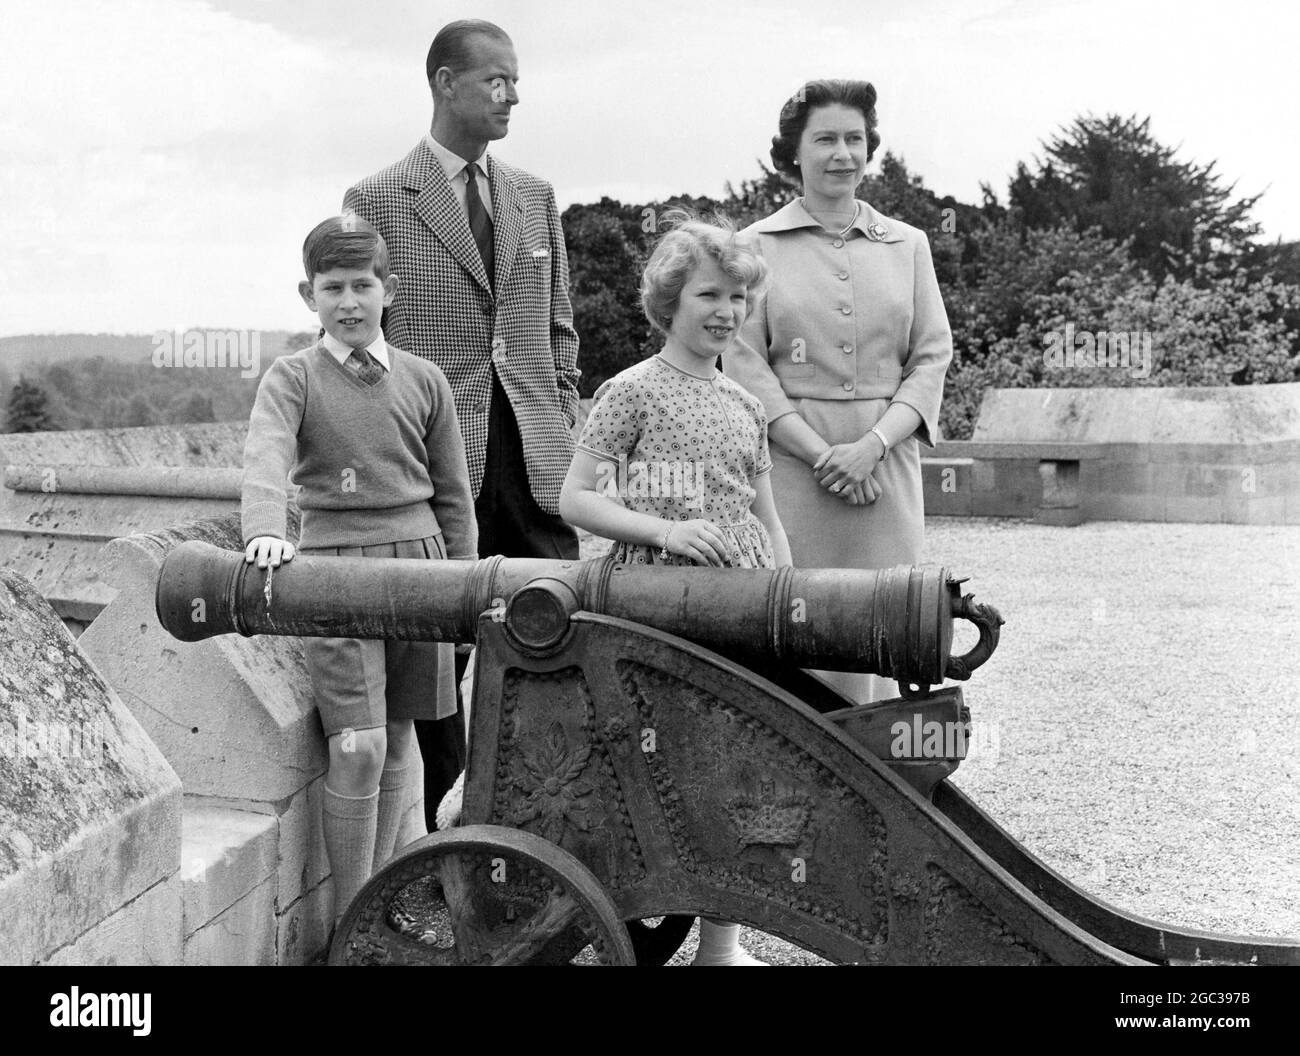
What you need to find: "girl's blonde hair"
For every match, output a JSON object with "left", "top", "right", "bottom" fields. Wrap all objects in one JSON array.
[{"left": 640, "top": 209, "right": 768, "bottom": 336}]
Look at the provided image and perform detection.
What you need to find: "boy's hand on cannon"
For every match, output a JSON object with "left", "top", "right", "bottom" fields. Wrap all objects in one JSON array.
[
  {"left": 662, "top": 520, "right": 730, "bottom": 567},
  {"left": 245, "top": 536, "right": 296, "bottom": 569}
]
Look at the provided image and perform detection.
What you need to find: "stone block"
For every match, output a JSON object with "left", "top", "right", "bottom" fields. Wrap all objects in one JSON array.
[
  {"left": 1087, "top": 460, "right": 1155, "bottom": 496},
  {"left": 0, "top": 570, "right": 181, "bottom": 965},
  {"left": 1164, "top": 493, "right": 1225, "bottom": 523},
  {"left": 42, "top": 875, "right": 182, "bottom": 966},
  {"left": 1086, "top": 491, "right": 1163, "bottom": 522},
  {"left": 183, "top": 875, "right": 277, "bottom": 966},
  {"left": 182, "top": 804, "right": 277, "bottom": 936},
  {"left": 78, "top": 515, "right": 327, "bottom": 803},
  {"left": 1240, "top": 495, "right": 1288, "bottom": 526},
  {"left": 971, "top": 460, "right": 1038, "bottom": 517},
  {"left": 275, "top": 776, "right": 331, "bottom": 911},
  {"left": 277, "top": 877, "right": 334, "bottom": 966},
  {"left": 921, "top": 458, "right": 971, "bottom": 517}
]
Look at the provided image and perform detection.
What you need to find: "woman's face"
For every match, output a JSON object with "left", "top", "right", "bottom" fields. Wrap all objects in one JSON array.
[{"left": 796, "top": 103, "right": 869, "bottom": 200}]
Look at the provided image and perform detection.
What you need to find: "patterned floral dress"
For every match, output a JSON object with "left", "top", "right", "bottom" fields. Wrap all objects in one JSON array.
[{"left": 576, "top": 355, "right": 775, "bottom": 568}]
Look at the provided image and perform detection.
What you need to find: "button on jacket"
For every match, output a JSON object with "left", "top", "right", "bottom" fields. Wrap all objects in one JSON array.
[{"left": 726, "top": 198, "right": 951, "bottom": 447}]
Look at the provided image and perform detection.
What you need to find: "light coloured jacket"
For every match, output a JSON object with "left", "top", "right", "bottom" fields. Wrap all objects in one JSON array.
[
  {"left": 345, "top": 140, "right": 580, "bottom": 513},
  {"left": 725, "top": 198, "right": 952, "bottom": 445}
]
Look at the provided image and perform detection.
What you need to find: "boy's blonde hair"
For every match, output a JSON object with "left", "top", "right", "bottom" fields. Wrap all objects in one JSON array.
[{"left": 641, "top": 210, "right": 767, "bottom": 336}]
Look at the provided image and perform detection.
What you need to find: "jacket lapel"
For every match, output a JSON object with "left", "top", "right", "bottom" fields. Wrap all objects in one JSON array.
[
  {"left": 405, "top": 141, "right": 493, "bottom": 295},
  {"left": 489, "top": 158, "right": 524, "bottom": 294}
]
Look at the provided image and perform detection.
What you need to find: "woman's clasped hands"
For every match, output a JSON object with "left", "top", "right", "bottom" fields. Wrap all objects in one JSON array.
[{"left": 812, "top": 433, "right": 886, "bottom": 506}]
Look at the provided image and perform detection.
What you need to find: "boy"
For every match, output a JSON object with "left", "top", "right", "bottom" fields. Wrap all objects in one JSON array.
[{"left": 241, "top": 214, "right": 478, "bottom": 928}]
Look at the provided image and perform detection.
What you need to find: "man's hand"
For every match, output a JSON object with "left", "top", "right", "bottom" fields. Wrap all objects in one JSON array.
[{"left": 245, "top": 537, "right": 296, "bottom": 569}]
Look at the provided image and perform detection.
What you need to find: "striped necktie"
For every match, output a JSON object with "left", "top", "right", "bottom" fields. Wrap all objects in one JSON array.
[
  {"left": 465, "top": 162, "right": 495, "bottom": 290},
  {"left": 349, "top": 346, "right": 385, "bottom": 386}
]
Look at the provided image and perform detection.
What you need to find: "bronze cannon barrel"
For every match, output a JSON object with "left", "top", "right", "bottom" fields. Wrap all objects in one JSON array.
[{"left": 155, "top": 540, "right": 1001, "bottom": 690}]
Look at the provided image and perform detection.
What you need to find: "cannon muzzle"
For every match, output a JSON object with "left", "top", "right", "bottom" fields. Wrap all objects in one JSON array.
[{"left": 156, "top": 541, "right": 1002, "bottom": 692}]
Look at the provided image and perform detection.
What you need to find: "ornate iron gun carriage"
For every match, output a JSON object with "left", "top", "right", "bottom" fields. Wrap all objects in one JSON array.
[{"left": 156, "top": 542, "right": 1299, "bottom": 966}]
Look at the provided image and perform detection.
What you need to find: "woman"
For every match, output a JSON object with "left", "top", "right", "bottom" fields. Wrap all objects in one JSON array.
[{"left": 724, "top": 79, "right": 952, "bottom": 705}]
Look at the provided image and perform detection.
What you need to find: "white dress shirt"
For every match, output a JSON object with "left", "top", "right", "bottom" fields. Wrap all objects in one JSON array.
[
  {"left": 323, "top": 329, "right": 391, "bottom": 373},
  {"left": 425, "top": 133, "right": 494, "bottom": 221}
]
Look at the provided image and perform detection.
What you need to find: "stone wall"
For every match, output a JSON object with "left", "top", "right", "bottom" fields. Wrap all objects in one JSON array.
[
  {"left": 0, "top": 570, "right": 182, "bottom": 964},
  {"left": 921, "top": 382, "right": 1300, "bottom": 524}
]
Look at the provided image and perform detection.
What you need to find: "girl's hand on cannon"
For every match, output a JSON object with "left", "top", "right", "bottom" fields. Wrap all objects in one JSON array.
[
  {"left": 245, "top": 536, "right": 296, "bottom": 569},
  {"left": 662, "top": 519, "right": 731, "bottom": 567}
]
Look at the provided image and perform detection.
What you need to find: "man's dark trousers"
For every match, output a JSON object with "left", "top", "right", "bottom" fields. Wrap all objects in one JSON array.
[{"left": 417, "top": 371, "right": 579, "bottom": 828}]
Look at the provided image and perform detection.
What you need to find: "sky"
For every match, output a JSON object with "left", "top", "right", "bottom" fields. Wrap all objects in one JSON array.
[{"left": 2, "top": 0, "right": 1298, "bottom": 336}]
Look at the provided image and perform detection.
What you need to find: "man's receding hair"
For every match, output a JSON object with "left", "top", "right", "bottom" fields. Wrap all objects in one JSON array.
[
  {"left": 426, "top": 19, "right": 512, "bottom": 85},
  {"left": 302, "top": 214, "right": 390, "bottom": 281}
]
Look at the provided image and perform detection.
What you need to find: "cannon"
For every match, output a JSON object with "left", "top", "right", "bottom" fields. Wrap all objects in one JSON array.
[{"left": 156, "top": 541, "right": 1300, "bottom": 966}]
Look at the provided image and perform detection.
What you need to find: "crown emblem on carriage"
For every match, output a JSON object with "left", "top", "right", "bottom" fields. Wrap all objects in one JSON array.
[{"left": 725, "top": 777, "right": 812, "bottom": 847}]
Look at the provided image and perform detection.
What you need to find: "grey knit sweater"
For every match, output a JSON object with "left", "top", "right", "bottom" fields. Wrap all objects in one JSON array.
[{"left": 241, "top": 341, "right": 478, "bottom": 557}]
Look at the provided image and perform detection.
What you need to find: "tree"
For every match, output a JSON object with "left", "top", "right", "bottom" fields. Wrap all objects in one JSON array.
[
  {"left": 563, "top": 201, "right": 653, "bottom": 395},
  {"left": 1008, "top": 114, "right": 1262, "bottom": 282},
  {"left": 5, "top": 377, "right": 57, "bottom": 432},
  {"left": 723, "top": 162, "right": 796, "bottom": 230},
  {"left": 124, "top": 393, "right": 157, "bottom": 427},
  {"left": 173, "top": 390, "right": 216, "bottom": 423}
]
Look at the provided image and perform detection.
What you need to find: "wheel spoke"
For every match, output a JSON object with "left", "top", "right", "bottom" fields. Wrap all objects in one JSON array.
[
  {"left": 488, "top": 887, "right": 585, "bottom": 965},
  {"left": 438, "top": 851, "right": 493, "bottom": 964}
]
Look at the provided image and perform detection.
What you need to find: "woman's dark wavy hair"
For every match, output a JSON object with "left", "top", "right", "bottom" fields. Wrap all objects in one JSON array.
[{"left": 770, "top": 80, "right": 880, "bottom": 187}]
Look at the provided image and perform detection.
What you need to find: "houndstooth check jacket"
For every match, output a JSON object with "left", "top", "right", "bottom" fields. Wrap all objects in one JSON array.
[{"left": 344, "top": 138, "right": 580, "bottom": 515}]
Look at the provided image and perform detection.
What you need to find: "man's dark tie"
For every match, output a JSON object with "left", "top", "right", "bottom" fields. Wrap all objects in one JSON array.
[
  {"left": 349, "top": 347, "right": 385, "bottom": 386},
  {"left": 465, "top": 162, "right": 495, "bottom": 290}
]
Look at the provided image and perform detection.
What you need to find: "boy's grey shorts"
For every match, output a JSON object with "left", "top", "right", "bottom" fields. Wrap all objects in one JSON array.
[{"left": 299, "top": 534, "right": 456, "bottom": 738}]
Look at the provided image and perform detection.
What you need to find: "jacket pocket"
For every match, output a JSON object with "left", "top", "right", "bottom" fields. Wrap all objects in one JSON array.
[{"left": 776, "top": 362, "right": 816, "bottom": 380}]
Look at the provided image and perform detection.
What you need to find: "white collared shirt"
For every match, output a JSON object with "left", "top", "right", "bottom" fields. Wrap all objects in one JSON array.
[
  {"left": 425, "top": 132, "right": 494, "bottom": 221},
  {"left": 322, "top": 329, "right": 391, "bottom": 373}
]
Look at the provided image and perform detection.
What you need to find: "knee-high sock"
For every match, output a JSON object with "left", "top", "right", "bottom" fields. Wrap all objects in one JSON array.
[
  {"left": 396, "top": 746, "right": 427, "bottom": 849},
  {"left": 372, "top": 762, "right": 409, "bottom": 872},
  {"left": 323, "top": 787, "right": 379, "bottom": 927},
  {"left": 692, "top": 919, "right": 766, "bottom": 966}
]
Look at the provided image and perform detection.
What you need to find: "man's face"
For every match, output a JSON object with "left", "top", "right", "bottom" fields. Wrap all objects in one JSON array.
[{"left": 442, "top": 34, "right": 519, "bottom": 143}]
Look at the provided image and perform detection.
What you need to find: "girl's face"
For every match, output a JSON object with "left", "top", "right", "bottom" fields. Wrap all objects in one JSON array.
[
  {"left": 796, "top": 103, "right": 869, "bottom": 200},
  {"left": 668, "top": 257, "right": 749, "bottom": 362}
]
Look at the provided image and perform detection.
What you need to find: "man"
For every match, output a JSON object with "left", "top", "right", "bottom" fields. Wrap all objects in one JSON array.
[{"left": 345, "top": 19, "right": 581, "bottom": 829}]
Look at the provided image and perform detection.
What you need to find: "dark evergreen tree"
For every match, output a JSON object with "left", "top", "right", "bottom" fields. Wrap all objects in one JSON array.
[
  {"left": 1008, "top": 114, "right": 1262, "bottom": 282},
  {"left": 5, "top": 377, "right": 57, "bottom": 433}
]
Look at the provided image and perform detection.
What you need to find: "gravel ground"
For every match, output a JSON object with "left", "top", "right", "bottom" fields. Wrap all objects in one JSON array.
[{"left": 579, "top": 518, "right": 1300, "bottom": 964}]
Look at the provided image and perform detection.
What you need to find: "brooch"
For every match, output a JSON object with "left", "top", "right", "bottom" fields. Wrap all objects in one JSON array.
[{"left": 866, "top": 222, "right": 890, "bottom": 242}]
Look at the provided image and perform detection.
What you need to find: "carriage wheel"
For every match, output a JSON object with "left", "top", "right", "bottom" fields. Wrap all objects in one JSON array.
[
  {"left": 627, "top": 915, "right": 696, "bottom": 965},
  {"left": 329, "top": 824, "right": 636, "bottom": 965}
]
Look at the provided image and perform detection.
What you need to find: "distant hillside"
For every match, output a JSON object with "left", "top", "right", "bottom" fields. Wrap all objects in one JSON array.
[
  {"left": 1, "top": 330, "right": 316, "bottom": 432},
  {"left": 0, "top": 331, "right": 305, "bottom": 373}
]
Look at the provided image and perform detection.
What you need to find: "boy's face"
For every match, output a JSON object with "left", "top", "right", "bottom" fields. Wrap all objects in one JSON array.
[{"left": 298, "top": 266, "right": 398, "bottom": 347}]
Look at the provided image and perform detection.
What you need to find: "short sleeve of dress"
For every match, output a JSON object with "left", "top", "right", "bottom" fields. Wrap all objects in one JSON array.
[
  {"left": 754, "top": 408, "right": 773, "bottom": 476},
  {"left": 576, "top": 373, "right": 644, "bottom": 461},
  {"left": 738, "top": 385, "right": 773, "bottom": 476}
]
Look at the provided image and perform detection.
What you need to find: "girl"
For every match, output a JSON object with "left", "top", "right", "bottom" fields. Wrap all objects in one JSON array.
[{"left": 559, "top": 213, "right": 791, "bottom": 965}]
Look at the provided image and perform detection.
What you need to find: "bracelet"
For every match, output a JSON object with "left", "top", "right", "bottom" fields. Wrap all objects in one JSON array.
[
  {"left": 659, "top": 523, "right": 674, "bottom": 560},
  {"left": 869, "top": 426, "right": 891, "bottom": 461}
]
